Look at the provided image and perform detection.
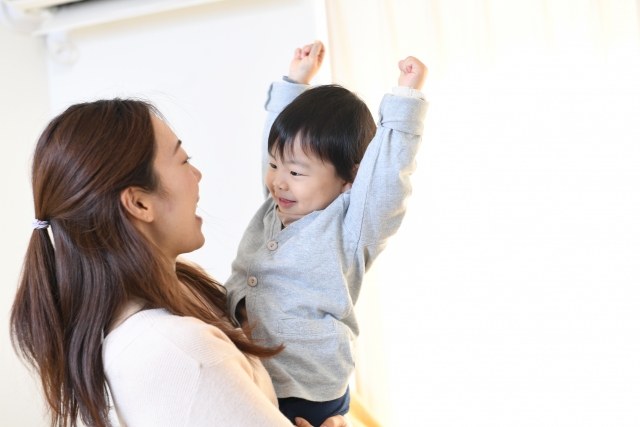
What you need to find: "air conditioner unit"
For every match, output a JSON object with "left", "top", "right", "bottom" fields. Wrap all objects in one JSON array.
[{"left": 1, "top": 0, "right": 226, "bottom": 36}]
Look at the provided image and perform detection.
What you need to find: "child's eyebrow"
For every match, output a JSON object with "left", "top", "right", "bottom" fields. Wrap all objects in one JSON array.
[
  {"left": 270, "top": 150, "right": 310, "bottom": 168},
  {"left": 285, "top": 157, "right": 309, "bottom": 168}
]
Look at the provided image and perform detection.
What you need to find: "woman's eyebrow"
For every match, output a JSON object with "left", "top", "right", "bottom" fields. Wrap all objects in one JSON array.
[{"left": 174, "top": 140, "right": 182, "bottom": 154}]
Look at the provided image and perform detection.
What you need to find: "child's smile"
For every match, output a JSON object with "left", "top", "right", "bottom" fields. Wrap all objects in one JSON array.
[{"left": 277, "top": 197, "right": 296, "bottom": 208}]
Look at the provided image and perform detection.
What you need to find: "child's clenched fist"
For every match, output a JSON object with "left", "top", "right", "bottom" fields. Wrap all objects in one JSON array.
[{"left": 398, "top": 56, "right": 427, "bottom": 90}]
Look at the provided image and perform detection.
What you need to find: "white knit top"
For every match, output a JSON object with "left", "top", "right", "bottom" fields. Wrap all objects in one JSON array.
[{"left": 102, "top": 308, "right": 292, "bottom": 427}]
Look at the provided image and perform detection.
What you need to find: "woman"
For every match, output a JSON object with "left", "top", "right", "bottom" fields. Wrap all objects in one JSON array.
[{"left": 10, "top": 98, "right": 347, "bottom": 427}]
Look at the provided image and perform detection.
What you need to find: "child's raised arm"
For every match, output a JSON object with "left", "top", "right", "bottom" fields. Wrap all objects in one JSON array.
[
  {"left": 343, "top": 55, "right": 429, "bottom": 266},
  {"left": 260, "top": 41, "right": 325, "bottom": 197}
]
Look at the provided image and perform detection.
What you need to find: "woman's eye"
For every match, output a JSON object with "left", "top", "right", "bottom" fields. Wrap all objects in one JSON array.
[
  {"left": 185, "top": 156, "right": 192, "bottom": 164},
  {"left": 269, "top": 163, "right": 277, "bottom": 169}
]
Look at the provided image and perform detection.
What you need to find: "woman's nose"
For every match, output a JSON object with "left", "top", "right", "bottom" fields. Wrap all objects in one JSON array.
[{"left": 192, "top": 165, "right": 202, "bottom": 182}]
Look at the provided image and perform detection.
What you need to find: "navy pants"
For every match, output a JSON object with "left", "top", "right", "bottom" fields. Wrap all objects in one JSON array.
[{"left": 278, "top": 387, "right": 350, "bottom": 426}]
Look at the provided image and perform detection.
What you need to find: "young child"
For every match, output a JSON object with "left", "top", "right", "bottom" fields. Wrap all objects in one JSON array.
[{"left": 225, "top": 41, "right": 428, "bottom": 426}]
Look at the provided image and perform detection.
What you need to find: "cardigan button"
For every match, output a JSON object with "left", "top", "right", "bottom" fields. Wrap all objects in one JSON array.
[
  {"left": 267, "top": 241, "right": 278, "bottom": 251},
  {"left": 248, "top": 276, "right": 258, "bottom": 287}
]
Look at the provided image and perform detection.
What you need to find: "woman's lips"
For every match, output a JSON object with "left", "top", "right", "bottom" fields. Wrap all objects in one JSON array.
[
  {"left": 278, "top": 197, "right": 295, "bottom": 208},
  {"left": 196, "top": 203, "right": 202, "bottom": 222}
]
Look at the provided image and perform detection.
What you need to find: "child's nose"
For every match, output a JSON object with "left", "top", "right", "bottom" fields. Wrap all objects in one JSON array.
[{"left": 273, "top": 173, "right": 288, "bottom": 190}]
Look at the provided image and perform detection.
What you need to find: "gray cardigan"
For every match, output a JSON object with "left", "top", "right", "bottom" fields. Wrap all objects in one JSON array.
[{"left": 225, "top": 81, "right": 428, "bottom": 401}]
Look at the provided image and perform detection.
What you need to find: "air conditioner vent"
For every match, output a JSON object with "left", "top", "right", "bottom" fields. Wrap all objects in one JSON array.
[
  {"left": 5, "top": 0, "right": 85, "bottom": 12},
  {"left": 1, "top": 0, "right": 226, "bottom": 35}
]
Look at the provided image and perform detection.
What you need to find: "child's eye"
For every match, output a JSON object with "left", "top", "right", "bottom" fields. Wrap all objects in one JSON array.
[
  {"left": 269, "top": 163, "right": 277, "bottom": 169},
  {"left": 290, "top": 171, "right": 302, "bottom": 177}
]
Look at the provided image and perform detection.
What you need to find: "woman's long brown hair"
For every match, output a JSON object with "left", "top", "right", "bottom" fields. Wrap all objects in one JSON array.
[{"left": 10, "top": 99, "right": 280, "bottom": 427}]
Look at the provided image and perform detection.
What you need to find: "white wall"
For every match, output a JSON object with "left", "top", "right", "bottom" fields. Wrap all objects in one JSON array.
[
  {"left": 1, "top": 0, "right": 323, "bottom": 425},
  {"left": 0, "top": 22, "right": 50, "bottom": 427},
  {"left": 47, "top": 0, "right": 325, "bottom": 281}
]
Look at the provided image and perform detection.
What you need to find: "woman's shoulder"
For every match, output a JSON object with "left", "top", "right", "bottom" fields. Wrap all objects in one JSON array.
[
  {"left": 103, "top": 308, "right": 242, "bottom": 370},
  {"left": 103, "top": 309, "right": 284, "bottom": 426}
]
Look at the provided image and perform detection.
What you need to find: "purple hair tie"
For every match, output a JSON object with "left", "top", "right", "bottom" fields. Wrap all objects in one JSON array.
[{"left": 32, "top": 219, "right": 50, "bottom": 230}]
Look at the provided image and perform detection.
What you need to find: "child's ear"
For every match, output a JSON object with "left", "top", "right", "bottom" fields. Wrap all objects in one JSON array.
[
  {"left": 352, "top": 163, "right": 360, "bottom": 179},
  {"left": 341, "top": 164, "right": 360, "bottom": 193}
]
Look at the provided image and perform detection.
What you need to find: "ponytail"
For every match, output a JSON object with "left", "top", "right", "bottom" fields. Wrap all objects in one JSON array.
[{"left": 11, "top": 226, "right": 68, "bottom": 424}]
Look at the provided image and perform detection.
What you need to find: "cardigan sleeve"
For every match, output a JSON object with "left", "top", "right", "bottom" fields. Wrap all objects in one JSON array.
[
  {"left": 261, "top": 81, "right": 309, "bottom": 198},
  {"left": 343, "top": 91, "right": 429, "bottom": 267}
]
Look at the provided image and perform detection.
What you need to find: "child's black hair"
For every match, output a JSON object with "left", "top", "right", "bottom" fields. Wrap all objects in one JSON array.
[{"left": 268, "top": 85, "right": 377, "bottom": 183}]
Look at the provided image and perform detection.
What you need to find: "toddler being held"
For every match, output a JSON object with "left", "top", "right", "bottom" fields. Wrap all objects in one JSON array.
[{"left": 225, "top": 41, "right": 428, "bottom": 426}]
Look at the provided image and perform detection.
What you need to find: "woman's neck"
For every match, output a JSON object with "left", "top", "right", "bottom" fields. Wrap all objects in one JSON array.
[{"left": 106, "top": 298, "right": 147, "bottom": 335}]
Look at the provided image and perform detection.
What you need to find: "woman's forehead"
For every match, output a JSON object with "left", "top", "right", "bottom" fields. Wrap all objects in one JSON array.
[{"left": 151, "top": 115, "right": 180, "bottom": 157}]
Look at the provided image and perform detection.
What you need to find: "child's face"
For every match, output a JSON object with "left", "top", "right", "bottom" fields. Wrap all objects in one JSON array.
[{"left": 266, "top": 137, "right": 352, "bottom": 217}]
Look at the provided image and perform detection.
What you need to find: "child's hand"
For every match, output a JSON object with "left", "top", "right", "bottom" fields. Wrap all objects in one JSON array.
[
  {"left": 295, "top": 415, "right": 349, "bottom": 427},
  {"left": 397, "top": 56, "right": 427, "bottom": 90},
  {"left": 288, "top": 40, "right": 325, "bottom": 85}
]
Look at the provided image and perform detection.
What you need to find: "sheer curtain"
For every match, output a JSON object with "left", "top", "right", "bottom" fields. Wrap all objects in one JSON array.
[{"left": 325, "top": 1, "right": 640, "bottom": 426}]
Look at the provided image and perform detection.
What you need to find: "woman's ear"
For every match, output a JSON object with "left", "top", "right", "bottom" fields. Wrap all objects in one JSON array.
[{"left": 120, "top": 187, "right": 154, "bottom": 223}]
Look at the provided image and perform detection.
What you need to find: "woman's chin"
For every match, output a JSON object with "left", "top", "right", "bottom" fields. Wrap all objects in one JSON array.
[
  {"left": 196, "top": 234, "right": 205, "bottom": 249},
  {"left": 176, "top": 233, "right": 206, "bottom": 257},
  {"left": 191, "top": 233, "right": 206, "bottom": 252}
]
